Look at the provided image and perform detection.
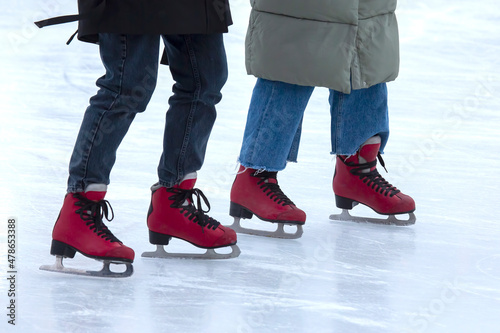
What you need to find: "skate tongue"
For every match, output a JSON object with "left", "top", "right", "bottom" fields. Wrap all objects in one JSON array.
[
  {"left": 358, "top": 144, "right": 379, "bottom": 164},
  {"left": 83, "top": 191, "right": 106, "bottom": 201},
  {"left": 258, "top": 174, "right": 278, "bottom": 185},
  {"left": 357, "top": 136, "right": 381, "bottom": 172},
  {"left": 174, "top": 179, "right": 196, "bottom": 206},
  {"left": 177, "top": 172, "right": 197, "bottom": 190},
  {"left": 252, "top": 170, "right": 278, "bottom": 184},
  {"left": 177, "top": 179, "right": 196, "bottom": 190}
]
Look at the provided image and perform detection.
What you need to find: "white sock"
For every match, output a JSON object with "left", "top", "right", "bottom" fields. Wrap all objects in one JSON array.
[
  {"left": 85, "top": 184, "right": 107, "bottom": 192},
  {"left": 181, "top": 172, "right": 197, "bottom": 181}
]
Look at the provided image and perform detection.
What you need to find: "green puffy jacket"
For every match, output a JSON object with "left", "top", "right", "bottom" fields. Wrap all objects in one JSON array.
[{"left": 245, "top": 0, "right": 400, "bottom": 93}]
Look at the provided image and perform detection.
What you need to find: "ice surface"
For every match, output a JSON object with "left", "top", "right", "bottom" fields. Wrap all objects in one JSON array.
[{"left": 1, "top": 1, "right": 500, "bottom": 332}]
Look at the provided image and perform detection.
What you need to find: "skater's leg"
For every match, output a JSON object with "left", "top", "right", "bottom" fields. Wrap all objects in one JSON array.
[
  {"left": 330, "top": 83, "right": 415, "bottom": 223},
  {"left": 67, "top": 34, "right": 160, "bottom": 192},
  {"left": 158, "top": 33, "right": 228, "bottom": 187},
  {"left": 238, "top": 78, "right": 313, "bottom": 171},
  {"left": 144, "top": 34, "right": 239, "bottom": 257},
  {"left": 43, "top": 34, "right": 161, "bottom": 276},
  {"left": 230, "top": 79, "right": 312, "bottom": 237},
  {"left": 329, "top": 82, "right": 389, "bottom": 156}
]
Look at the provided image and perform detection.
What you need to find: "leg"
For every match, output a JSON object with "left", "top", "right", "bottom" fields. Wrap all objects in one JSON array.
[
  {"left": 158, "top": 34, "right": 228, "bottom": 187},
  {"left": 329, "top": 83, "right": 415, "bottom": 224},
  {"left": 329, "top": 83, "right": 389, "bottom": 156},
  {"left": 68, "top": 34, "right": 160, "bottom": 192},
  {"left": 44, "top": 34, "right": 161, "bottom": 277},
  {"left": 230, "top": 79, "right": 313, "bottom": 238},
  {"left": 239, "top": 78, "right": 314, "bottom": 171},
  {"left": 144, "top": 34, "right": 239, "bottom": 257}
]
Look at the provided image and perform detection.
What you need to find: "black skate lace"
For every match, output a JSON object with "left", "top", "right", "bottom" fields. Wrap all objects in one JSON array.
[
  {"left": 73, "top": 193, "right": 122, "bottom": 243},
  {"left": 346, "top": 153, "right": 400, "bottom": 197},
  {"left": 254, "top": 171, "right": 295, "bottom": 206},
  {"left": 167, "top": 188, "right": 220, "bottom": 231}
]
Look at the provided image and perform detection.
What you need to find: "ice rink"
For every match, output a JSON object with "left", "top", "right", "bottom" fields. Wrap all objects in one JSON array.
[{"left": 1, "top": 1, "right": 499, "bottom": 332}]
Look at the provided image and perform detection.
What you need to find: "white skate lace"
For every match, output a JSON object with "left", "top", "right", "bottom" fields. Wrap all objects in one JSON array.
[
  {"left": 167, "top": 188, "right": 221, "bottom": 230},
  {"left": 73, "top": 193, "right": 122, "bottom": 243}
]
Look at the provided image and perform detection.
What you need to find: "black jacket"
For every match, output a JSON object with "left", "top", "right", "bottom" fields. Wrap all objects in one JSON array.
[
  {"left": 36, "top": 0, "right": 232, "bottom": 44},
  {"left": 77, "top": 0, "right": 232, "bottom": 43}
]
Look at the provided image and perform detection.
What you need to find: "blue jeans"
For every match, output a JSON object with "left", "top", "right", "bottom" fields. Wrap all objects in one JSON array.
[
  {"left": 238, "top": 79, "right": 389, "bottom": 171},
  {"left": 67, "top": 33, "right": 227, "bottom": 192}
]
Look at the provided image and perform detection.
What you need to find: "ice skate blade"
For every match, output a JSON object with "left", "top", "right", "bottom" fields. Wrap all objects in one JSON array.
[
  {"left": 227, "top": 218, "right": 303, "bottom": 239},
  {"left": 329, "top": 209, "right": 416, "bottom": 226},
  {"left": 39, "top": 256, "right": 133, "bottom": 278},
  {"left": 141, "top": 244, "right": 241, "bottom": 260}
]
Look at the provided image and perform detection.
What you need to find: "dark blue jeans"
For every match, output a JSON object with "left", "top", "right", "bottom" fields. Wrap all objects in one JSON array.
[{"left": 67, "top": 33, "right": 227, "bottom": 192}]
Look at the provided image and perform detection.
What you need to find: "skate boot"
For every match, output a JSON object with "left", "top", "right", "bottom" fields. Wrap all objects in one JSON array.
[
  {"left": 142, "top": 173, "right": 240, "bottom": 259},
  {"left": 40, "top": 186, "right": 135, "bottom": 277},
  {"left": 330, "top": 136, "right": 416, "bottom": 225},
  {"left": 229, "top": 165, "right": 305, "bottom": 239}
]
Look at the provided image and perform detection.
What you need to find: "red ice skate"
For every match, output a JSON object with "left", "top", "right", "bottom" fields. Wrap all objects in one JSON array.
[
  {"left": 330, "top": 136, "right": 416, "bottom": 225},
  {"left": 229, "top": 165, "right": 305, "bottom": 238},
  {"left": 40, "top": 189, "right": 135, "bottom": 277},
  {"left": 143, "top": 173, "right": 240, "bottom": 259}
]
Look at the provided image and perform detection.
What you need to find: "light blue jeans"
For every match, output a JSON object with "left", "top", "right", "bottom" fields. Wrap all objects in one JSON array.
[{"left": 239, "top": 78, "right": 390, "bottom": 171}]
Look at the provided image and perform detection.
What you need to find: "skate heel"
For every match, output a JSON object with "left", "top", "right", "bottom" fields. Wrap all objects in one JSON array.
[
  {"left": 229, "top": 202, "right": 254, "bottom": 219},
  {"left": 148, "top": 230, "right": 172, "bottom": 245},
  {"left": 50, "top": 240, "right": 77, "bottom": 258},
  {"left": 335, "top": 195, "right": 357, "bottom": 210}
]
